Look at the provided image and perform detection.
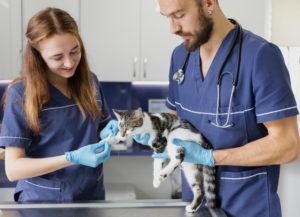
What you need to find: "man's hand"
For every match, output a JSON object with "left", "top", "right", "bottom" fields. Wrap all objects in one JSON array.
[
  {"left": 133, "top": 133, "right": 150, "bottom": 146},
  {"left": 172, "top": 138, "right": 215, "bottom": 167}
]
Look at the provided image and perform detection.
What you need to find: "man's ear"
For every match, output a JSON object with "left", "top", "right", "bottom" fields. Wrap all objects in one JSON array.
[{"left": 203, "top": 0, "right": 218, "bottom": 15}]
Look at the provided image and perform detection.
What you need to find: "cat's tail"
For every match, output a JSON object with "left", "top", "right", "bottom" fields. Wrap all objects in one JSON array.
[{"left": 203, "top": 166, "right": 217, "bottom": 208}]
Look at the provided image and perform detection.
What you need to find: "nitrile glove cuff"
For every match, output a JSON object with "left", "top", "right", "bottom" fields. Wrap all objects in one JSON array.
[
  {"left": 206, "top": 149, "right": 215, "bottom": 167},
  {"left": 65, "top": 151, "right": 78, "bottom": 164}
]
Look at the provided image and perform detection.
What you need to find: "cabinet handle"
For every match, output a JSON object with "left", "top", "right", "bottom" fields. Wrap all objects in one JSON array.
[
  {"left": 143, "top": 57, "right": 148, "bottom": 79},
  {"left": 133, "top": 57, "right": 138, "bottom": 78}
]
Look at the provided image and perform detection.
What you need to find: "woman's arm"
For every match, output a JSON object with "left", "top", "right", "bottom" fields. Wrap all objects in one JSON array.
[
  {"left": 5, "top": 139, "right": 111, "bottom": 181},
  {"left": 5, "top": 146, "right": 72, "bottom": 181}
]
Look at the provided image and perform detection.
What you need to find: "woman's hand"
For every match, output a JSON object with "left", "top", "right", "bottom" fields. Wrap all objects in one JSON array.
[{"left": 65, "top": 140, "right": 111, "bottom": 167}]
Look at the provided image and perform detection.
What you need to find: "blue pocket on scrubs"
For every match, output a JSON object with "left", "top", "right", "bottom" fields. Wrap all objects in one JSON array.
[
  {"left": 15, "top": 177, "right": 61, "bottom": 203},
  {"left": 218, "top": 167, "right": 269, "bottom": 217},
  {"left": 206, "top": 105, "right": 249, "bottom": 149}
]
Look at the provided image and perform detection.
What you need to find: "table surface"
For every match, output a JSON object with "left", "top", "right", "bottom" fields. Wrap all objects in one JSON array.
[{"left": 0, "top": 200, "right": 227, "bottom": 217}]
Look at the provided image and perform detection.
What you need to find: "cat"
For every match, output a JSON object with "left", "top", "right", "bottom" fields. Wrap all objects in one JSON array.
[{"left": 112, "top": 107, "right": 217, "bottom": 213}]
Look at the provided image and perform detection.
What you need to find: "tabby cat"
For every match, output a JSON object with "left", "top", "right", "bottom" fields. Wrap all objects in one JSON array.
[{"left": 113, "top": 108, "right": 217, "bottom": 213}]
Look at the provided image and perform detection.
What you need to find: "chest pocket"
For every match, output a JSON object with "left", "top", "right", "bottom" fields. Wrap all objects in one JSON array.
[{"left": 203, "top": 105, "right": 249, "bottom": 150}]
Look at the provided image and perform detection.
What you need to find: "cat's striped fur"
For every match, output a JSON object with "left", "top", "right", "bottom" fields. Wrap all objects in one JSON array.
[{"left": 113, "top": 108, "right": 217, "bottom": 213}]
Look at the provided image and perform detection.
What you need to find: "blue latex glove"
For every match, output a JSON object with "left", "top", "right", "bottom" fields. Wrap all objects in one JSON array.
[
  {"left": 132, "top": 133, "right": 150, "bottom": 146},
  {"left": 152, "top": 152, "right": 169, "bottom": 159},
  {"left": 172, "top": 138, "right": 215, "bottom": 167},
  {"left": 100, "top": 120, "right": 119, "bottom": 139},
  {"left": 65, "top": 140, "right": 111, "bottom": 167}
]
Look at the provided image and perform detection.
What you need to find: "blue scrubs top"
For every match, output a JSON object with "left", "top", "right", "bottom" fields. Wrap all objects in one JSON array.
[
  {"left": 0, "top": 73, "right": 111, "bottom": 203},
  {"left": 166, "top": 29, "right": 298, "bottom": 217}
]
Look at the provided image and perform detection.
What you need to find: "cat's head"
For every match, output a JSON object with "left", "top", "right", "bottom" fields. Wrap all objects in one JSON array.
[{"left": 112, "top": 108, "right": 144, "bottom": 138}]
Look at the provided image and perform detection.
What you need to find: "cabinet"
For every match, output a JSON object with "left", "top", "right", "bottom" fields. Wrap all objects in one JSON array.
[
  {"left": 0, "top": 0, "right": 80, "bottom": 80},
  {"left": 22, "top": 0, "right": 80, "bottom": 40},
  {"left": 0, "top": 0, "right": 22, "bottom": 80},
  {"left": 80, "top": 0, "right": 180, "bottom": 82}
]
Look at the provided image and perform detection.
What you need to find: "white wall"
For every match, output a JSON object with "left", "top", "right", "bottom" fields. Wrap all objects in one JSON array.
[
  {"left": 272, "top": 0, "right": 300, "bottom": 46},
  {"left": 219, "top": 0, "right": 272, "bottom": 40}
]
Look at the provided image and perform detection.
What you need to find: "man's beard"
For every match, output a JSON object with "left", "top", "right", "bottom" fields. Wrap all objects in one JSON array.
[{"left": 176, "top": 8, "right": 214, "bottom": 52}]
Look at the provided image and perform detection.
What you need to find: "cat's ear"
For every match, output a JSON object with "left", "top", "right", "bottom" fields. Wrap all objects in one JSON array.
[
  {"left": 112, "top": 109, "right": 125, "bottom": 120},
  {"left": 135, "top": 107, "right": 144, "bottom": 117}
]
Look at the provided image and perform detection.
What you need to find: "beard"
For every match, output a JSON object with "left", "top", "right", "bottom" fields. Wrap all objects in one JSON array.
[{"left": 176, "top": 7, "right": 214, "bottom": 52}]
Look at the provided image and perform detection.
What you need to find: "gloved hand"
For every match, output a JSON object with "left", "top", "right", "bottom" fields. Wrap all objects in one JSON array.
[
  {"left": 100, "top": 120, "right": 119, "bottom": 139},
  {"left": 172, "top": 138, "right": 215, "bottom": 167},
  {"left": 132, "top": 133, "right": 150, "bottom": 146},
  {"left": 65, "top": 140, "right": 111, "bottom": 167}
]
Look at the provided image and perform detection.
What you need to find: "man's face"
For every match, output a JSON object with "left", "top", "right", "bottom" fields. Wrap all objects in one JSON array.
[{"left": 159, "top": 0, "right": 213, "bottom": 51}]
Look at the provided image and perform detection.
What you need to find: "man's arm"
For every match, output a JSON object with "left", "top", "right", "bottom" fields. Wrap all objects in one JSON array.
[{"left": 213, "top": 116, "right": 300, "bottom": 166}]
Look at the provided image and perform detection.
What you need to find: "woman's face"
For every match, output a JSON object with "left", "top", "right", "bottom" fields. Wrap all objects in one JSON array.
[{"left": 38, "top": 33, "right": 81, "bottom": 83}]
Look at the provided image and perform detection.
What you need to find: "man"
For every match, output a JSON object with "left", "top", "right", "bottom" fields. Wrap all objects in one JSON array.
[
  {"left": 101, "top": 0, "right": 299, "bottom": 216},
  {"left": 158, "top": 0, "right": 299, "bottom": 216}
]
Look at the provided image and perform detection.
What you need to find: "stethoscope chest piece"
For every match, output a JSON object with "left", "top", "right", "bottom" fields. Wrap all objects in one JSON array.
[{"left": 173, "top": 69, "right": 185, "bottom": 84}]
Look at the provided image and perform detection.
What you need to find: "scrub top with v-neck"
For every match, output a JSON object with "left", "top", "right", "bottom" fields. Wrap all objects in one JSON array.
[
  {"left": 166, "top": 28, "right": 298, "bottom": 217},
  {"left": 0, "top": 73, "right": 111, "bottom": 203}
]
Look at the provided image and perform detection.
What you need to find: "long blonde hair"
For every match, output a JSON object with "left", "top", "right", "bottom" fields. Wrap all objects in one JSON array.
[{"left": 9, "top": 7, "right": 101, "bottom": 134}]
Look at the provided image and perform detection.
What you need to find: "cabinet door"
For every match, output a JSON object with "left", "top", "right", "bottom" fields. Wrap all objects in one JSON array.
[
  {"left": 22, "top": 0, "right": 80, "bottom": 36},
  {"left": 80, "top": 0, "right": 140, "bottom": 82},
  {"left": 140, "top": 0, "right": 181, "bottom": 81},
  {"left": 0, "top": 0, "right": 22, "bottom": 80}
]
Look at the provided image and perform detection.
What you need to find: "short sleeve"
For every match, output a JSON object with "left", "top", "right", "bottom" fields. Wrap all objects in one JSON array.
[
  {"left": 0, "top": 84, "right": 32, "bottom": 148},
  {"left": 253, "top": 44, "right": 298, "bottom": 123}
]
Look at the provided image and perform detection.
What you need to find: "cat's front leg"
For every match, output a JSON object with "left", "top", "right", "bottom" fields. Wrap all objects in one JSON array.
[{"left": 153, "top": 158, "right": 165, "bottom": 188}]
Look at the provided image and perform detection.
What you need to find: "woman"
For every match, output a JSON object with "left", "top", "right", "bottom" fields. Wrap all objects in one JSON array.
[{"left": 0, "top": 7, "right": 112, "bottom": 203}]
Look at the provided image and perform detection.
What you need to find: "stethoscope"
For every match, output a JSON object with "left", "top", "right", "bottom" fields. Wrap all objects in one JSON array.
[{"left": 173, "top": 19, "right": 243, "bottom": 128}]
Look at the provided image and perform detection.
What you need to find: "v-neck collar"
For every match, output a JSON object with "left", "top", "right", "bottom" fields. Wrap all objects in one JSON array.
[
  {"left": 48, "top": 81, "right": 73, "bottom": 102},
  {"left": 194, "top": 28, "right": 237, "bottom": 83}
]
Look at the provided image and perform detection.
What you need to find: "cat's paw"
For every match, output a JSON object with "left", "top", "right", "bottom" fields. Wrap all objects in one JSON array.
[
  {"left": 159, "top": 173, "right": 167, "bottom": 182},
  {"left": 185, "top": 205, "right": 197, "bottom": 213},
  {"left": 153, "top": 178, "right": 162, "bottom": 188}
]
